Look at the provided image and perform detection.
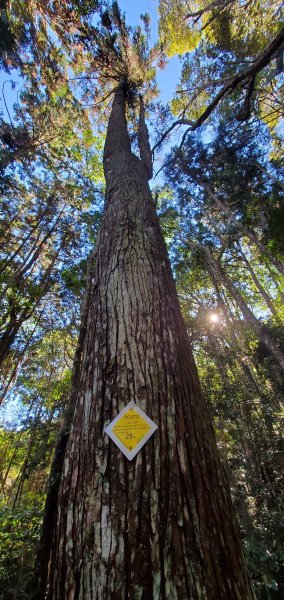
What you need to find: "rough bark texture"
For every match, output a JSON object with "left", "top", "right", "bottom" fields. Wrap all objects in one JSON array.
[
  {"left": 138, "top": 96, "right": 153, "bottom": 181},
  {"left": 46, "top": 87, "right": 254, "bottom": 600}
]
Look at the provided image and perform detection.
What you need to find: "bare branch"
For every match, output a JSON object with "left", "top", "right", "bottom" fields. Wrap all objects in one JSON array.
[
  {"left": 254, "top": 162, "right": 284, "bottom": 190},
  {"left": 152, "top": 118, "right": 193, "bottom": 155},
  {"left": 2, "top": 81, "right": 15, "bottom": 128}
]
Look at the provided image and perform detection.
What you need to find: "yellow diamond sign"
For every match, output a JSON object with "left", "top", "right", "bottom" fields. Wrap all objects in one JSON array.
[
  {"left": 104, "top": 401, "right": 158, "bottom": 460},
  {"left": 113, "top": 409, "right": 151, "bottom": 451}
]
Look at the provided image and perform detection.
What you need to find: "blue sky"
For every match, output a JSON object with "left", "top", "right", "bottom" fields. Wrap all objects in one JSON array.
[{"left": 119, "top": 0, "right": 181, "bottom": 104}]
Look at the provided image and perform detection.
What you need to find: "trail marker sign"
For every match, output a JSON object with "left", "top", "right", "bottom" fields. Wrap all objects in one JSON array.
[{"left": 104, "top": 401, "right": 157, "bottom": 460}]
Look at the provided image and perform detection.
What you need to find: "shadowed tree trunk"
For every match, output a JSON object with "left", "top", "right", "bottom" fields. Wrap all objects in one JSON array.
[{"left": 44, "top": 85, "right": 254, "bottom": 600}]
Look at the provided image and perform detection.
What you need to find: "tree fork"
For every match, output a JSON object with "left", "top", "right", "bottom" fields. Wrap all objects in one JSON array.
[{"left": 44, "top": 86, "right": 254, "bottom": 599}]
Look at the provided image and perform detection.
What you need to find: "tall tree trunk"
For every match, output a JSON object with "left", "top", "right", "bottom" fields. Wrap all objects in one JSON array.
[
  {"left": 236, "top": 243, "right": 278, "bottom": 317},
  {"left": 205, "top": 247, "right": 284, "bottom": 374},
  {"left": 45, "top": 87, "right": 254, "bottom": 600},
  {"left": 208, "top": 190, "right": 284, "bottom": 277},
  {"left": 0, "top": 254, "right": 56, "bottom": 367},
  {"left": 0, "top": 198, "right": 55, "bottom": 276}
]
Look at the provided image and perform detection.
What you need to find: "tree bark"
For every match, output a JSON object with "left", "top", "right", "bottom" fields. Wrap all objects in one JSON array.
[
  {"left": 138, "top": 96, "right": 153, "bottom": 180},
  {"left": 45, "top": 87, "right": 254, "bottom": 600}
]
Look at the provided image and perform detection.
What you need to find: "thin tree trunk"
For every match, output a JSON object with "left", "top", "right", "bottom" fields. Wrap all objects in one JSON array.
[
  {"left": 240, "top": 360, "right": 276, "bottom": 440},
  {"left": 12, "top": 209, "right": 64, "bottom": 284},
  {"left": 0, "top": 352, "right": 25, "bottom": 403},
  {"left": 0, "top": 434, "right": 14, "bottom": 470},
  {"left": 0, "top": 199, "right": 55, "bottom": 276},
  {"left": 236, "top": 243, "right": 278, "bottom": 317},
  {"left": 208, "top": 191, "right": 284, "bottom": 277},
  {"left": 11, "top": 398, "right": 45, "bottom": 507},
  {"left": 202, "top": 268, "right": 278, "bottom": 438},
  {"left": 266, "top": 264, "right": 284, "bottom": 303},
  {"left": 0, "top": 307, "right": 31, "bottom": 366},
  {"left": 205, "top": 247, "right": 284, "bottom": 374},
  {"left": 0, "top": 255, "right": 56, "bottom": 366},
  {"left": 0, "top": 313, "right": 43, "bottom": 404},
  {"left": 1, "top": 434, "right": 23, "bottom": 494},
  {"left": 44, "top": 87, "right": 254, "bottom": 600}
]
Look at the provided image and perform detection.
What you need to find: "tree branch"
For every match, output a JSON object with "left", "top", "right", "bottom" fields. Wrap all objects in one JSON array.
[
  {"left": 185, "top": 0, "right": 234, "bottom": 21},
  {"left": 184, "top": 27, "right": 284, "bottom": 131},
  {"left": 152, "top": 27, "right": 284, "bottom": 154},
  {"left": 152, "top": 118, "right": 193, "bottom": 155},
  {"left": 237, "top": 73, "right": 256, "bottom": 120}
]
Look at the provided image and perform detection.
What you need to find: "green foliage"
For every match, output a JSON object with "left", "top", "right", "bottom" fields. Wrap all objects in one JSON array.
[
  {"left": 264, "top": 195, "right": 284, "bottom": 255},
  {"left": 0, "top": 502, "right": 43, "bottom": 599},
  {"left": 158, "top": 0, "right": 201, "bottom": 56},
  {"left": 61, "top": 260, "right": 88, "bottom": 296},
  {"left": 158, "top": 0, "right": 283, "bottom": 140}
]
